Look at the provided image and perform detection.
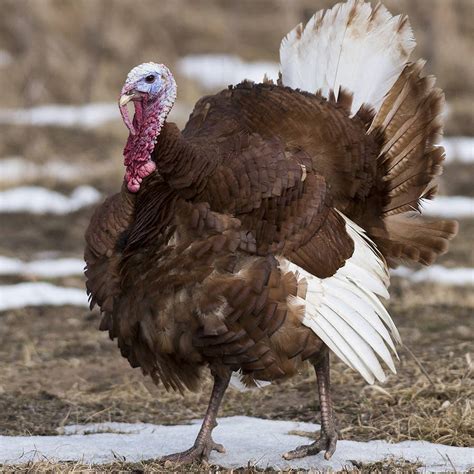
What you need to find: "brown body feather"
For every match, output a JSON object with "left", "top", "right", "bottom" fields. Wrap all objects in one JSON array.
[{"left": 85, "top": 79, "right": 456, "bottom": 390}]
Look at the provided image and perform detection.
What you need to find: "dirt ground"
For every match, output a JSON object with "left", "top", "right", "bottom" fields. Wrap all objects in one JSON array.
[{"left": 0, "top": 266, "right": 472, "bottom": 442}]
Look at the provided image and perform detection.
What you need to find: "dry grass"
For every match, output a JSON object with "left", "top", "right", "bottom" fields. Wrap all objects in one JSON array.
[
  {"left": 334, "top": 348, "right": 473, "bottom": 446},
  {"left": 0, "top": 459, "right": 426, "bottom": 474}
]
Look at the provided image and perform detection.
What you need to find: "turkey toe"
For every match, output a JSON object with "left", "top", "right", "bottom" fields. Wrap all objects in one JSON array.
[
  {"left": 283, "top": 431, "right": 337, "bottom": 460},
  {"left": 161, "top": 439, "right": 225, "bottom": 464}
]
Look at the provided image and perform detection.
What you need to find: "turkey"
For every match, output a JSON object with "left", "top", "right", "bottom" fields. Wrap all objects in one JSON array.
[{"left": 85, "top": 0, "right": 458, "bottom": 463}]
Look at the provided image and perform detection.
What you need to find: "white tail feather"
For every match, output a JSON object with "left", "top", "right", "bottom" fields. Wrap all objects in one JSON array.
[
  {"left": 229, "top": 371, "right": 271, "bottom": 392},
  {"left": 279, "top": 0, "right": 415, "bottom": 115},
  {"left": 281, "top": 212, "right": 399, "bottom": 385}
]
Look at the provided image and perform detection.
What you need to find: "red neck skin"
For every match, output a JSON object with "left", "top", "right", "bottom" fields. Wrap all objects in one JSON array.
[{"left": 123, "top": 98, "right": 168, "bottom": 193}]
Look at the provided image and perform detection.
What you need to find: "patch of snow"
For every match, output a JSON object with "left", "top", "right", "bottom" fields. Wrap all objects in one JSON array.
[
  {"left": 442, "top": 137, "right": 474, "bottom": 163},
  {"left": 0, "top": 101, "right": 189, "bottom": 129},
  {"left": 1, "top": 417, "right": 472, "bottom": 471},
  {"left": 0, "top": 102, "right": 119, "bottom": 128},
  {"left": 0, "top": 50, "right": 13, "bottom": 67},
  {"left": 0, "top": 185, "right": 101, "bottom": 214},
  {"left": 177, "top": 54, "right": 279, "bottom": 90},
  {"left": 421, "top": 196, "right": 474, "bottom": 219},
  {"left": 391, "top": 265, "right": 473, "bottom": 286},
  {"left": 0, "top": 282, "right": 88, "bottom": 311},
  {"left": 0, "top": 157, "right": 90, "bottom": 184},
  {"left": 0, "top": 256, "right": 84, "bottom": 278}
]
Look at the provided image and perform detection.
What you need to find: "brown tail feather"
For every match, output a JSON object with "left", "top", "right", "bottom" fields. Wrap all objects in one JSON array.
[
  {"left": 369, "top": 61, "right": 458, "bottom": 266},
  {"left": 373, "top": 214, "right": 458, "bottom": 266}
]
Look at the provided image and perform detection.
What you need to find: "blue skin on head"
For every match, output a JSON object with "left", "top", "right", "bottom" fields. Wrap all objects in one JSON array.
[{"left": 133, "top": 72, "right": 163, "bottom": 96}]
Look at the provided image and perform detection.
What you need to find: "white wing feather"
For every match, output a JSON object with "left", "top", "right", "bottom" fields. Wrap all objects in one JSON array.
[{"left": 281, "top": 212, "right": 399, "bottom": 384}]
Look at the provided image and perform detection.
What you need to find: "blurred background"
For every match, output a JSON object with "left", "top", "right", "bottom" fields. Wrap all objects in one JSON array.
[
  {"left": 1, "top": 0, "right": 473, "bottom": 122},
  {"left": 0, "top": 0, "right": 472, "bottom": 193},
  {"left": 0, "top": 0, "right": 472, "bottom": 468}
]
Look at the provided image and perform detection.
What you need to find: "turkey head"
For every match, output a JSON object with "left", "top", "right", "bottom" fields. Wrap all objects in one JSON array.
[{"left": 119, "top": 62, "right": 177, "bottom": 192}]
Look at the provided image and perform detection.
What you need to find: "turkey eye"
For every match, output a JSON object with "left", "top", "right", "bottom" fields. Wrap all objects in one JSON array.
[{"left": 145, "top": 75, "right": 155, "bottom": 83}]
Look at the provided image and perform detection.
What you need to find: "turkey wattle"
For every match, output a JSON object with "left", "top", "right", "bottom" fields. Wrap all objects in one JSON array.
[{"left": 85, "top": 0, "right": 458, "bottom": 463}]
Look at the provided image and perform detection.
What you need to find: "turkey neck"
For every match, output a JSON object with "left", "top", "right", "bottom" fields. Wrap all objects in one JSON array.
[
  {"left": 122, "top": 123, "right": 218, "bottom": 253},
  {"left": 123, "top": 95, "right": 173, "bottom": 193},
  {"left": 149, "top": 122, "right": 217, "bottom": 199}
]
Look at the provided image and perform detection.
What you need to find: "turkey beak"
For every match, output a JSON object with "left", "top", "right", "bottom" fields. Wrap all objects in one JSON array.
[
  {"left": 119, "top": 92, "right": 136, "bottom": 107},
  {"left": 119, "top": 91, "right": 137, "bottom": 135},
  {"left": 119, "top": 86, "right": 138, "bottom": 135}
]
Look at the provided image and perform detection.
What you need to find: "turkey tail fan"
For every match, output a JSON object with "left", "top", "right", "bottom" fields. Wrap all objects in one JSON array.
[
  {"left": 279, "top": 0, "right": 415, "bottom": 115},
  {"left": 369, "top": 61, "right": 458, "bottom": 266},
  {"left": 279, "top": 0, "right": 457, "bottom": 267}
]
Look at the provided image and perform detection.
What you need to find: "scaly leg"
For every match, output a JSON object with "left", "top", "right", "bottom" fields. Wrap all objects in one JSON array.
[
  {"left": 161, "top": 370, "right": 231, "bottom": 464},
  {"left": 283, "top": 348, "right": 338, "bottom": 460}
]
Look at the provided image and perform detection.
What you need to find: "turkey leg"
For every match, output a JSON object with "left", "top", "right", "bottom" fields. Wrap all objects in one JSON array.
[
  {"left": 283, "top": 348, "right": 338, "bottom": 460},
  {"left": 161, "top": 370, "right": 231, "bottom": 464}
]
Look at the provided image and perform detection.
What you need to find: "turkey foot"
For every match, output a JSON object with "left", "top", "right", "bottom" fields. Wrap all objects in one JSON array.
[
  {"left": 160, "top": 370, "right": 230, "bottom": 465},
  {"left": 283, "top": 429, "right": 337, "bottom": 460},
  {"left": 283, "top": 348, "right": 338, "bottom": 460},
  {"left": 161, "top": 437, "right": 226, "bottom": 464}
]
